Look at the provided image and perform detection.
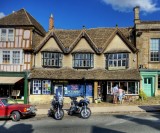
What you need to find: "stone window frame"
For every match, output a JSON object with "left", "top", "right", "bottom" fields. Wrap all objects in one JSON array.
[
  {"left": 150, "top": 38, "right": 160, "bottom": 62},
  {"left": 105, "top": 53, "right": 129, "bottom": 70},
  {"left": 41, "top": 52, "right": 63, "bottom": 68},
  {"left": 72, "top": 53, "right": 94, "bottom": 69}
]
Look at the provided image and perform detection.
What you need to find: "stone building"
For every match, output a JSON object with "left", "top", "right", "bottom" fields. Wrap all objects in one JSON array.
[
  {"left": 134, "top": 6, "right": 160, "bottom": 97},
  {"left": 29, "top": 14, "right": 140, "bottom": 104}
]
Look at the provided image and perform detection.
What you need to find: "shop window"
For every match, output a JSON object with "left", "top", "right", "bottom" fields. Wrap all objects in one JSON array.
[
  {"left": 32, "top": 80, "right": 41, "bottom": 94},
  {"left": 32, "top": 80, "right": 52, "bottom": 95},
  {"left": 73, "top": 53, "right": 94, "bottom": 68},
  {"left": 42, "top": 80, "right": 51, "bottom": 94},
  {"left": 107, "top": 81, "right": 139, "bottom": 95},
  {"left": 42, "top": 52, "right": 62, "bottom": 68}
]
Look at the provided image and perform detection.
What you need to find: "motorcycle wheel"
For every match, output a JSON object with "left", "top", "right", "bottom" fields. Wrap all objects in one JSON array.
[
  {"left": 54, "top": 109, "right": 64, "bottom": 120},
  {"left": 80, "top": 107, "right": 91, "bottom": 119},
  {"left": 68, "top": 107, "right": 73, "bottom": 115}
]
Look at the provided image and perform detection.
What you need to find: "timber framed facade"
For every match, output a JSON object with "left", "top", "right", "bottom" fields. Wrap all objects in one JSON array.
[{"left": 0, "top": 9, "right": 45, "bottom": 103}]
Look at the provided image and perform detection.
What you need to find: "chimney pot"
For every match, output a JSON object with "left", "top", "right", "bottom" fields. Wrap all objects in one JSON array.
[
  {"left": 133, "top": 6, "right": 140, "bottom": 24},
  {"left": 49, "top": 14, "right": 54, "bottom": 31}
]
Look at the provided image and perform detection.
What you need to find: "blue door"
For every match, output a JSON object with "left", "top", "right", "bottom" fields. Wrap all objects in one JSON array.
[{"left": 54, "top": 85, "right": 63, "bottom": 97}]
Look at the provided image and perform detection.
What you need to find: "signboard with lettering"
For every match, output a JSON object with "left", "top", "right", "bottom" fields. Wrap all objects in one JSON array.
[{"left": 64, "top": 84, "right": 93, "bottom": 97}]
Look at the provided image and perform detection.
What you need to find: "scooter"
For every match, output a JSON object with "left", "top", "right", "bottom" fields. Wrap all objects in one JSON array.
[
  {"left": 48, "top": 95, "right": 64, "bottom": 120},
  {"left": 68, "top": 96, "right": 91, "bottom": 119}
]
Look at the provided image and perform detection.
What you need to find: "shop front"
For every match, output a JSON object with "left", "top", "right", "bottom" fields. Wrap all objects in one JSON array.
[
  {"left": 29, "top": 68, "right": 141, "bottom": 104},
  {"left": 0, "top": 72, "right": 28, "bottom": 104}
]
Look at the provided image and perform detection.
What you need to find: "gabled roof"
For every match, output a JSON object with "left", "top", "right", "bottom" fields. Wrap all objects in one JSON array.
[
  {"left": 35, "top": 27, "right": 137, "bottom": 54},
  {"left": 69, "top": 30, "right": 99, "bottom": 53},
  {"left": 0, "top": 8, "right": 46, "bottom": 35},
  {"left": 35, "top": 29, "right": 66, "bottom": 53},
  {"left": 102, "top": 28, "right": 137, "bottom": 53}
]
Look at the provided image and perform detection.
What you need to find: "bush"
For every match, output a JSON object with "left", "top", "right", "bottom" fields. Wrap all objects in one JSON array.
[{"left": 139, "top": 89, "right": 147, "bottom": 100}]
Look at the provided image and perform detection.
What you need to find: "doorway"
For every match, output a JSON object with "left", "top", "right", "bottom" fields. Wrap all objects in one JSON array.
[{"left": 143, "top": 77, "right": 153, "bottom": 97}]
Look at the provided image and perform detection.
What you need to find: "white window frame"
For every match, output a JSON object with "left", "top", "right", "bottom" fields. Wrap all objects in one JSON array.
[
  {"left": 0, "top": 28, "right": 14, "bottom": 42},
  {"left": 0, "top": 49, "right": 23, "bottom": 64},
  {"left": 33, "top": 80, "right": 42, "bottom": 94}
]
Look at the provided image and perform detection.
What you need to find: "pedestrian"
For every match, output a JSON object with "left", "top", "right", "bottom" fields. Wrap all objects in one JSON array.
[
  {"left": 112, "top": 84, "right": 118, "bottom": 104},
  {"left": 118, "top": 86, "right": 124, "bottom": 104}
]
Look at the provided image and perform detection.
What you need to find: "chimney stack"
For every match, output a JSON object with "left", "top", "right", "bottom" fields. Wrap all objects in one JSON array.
[
  {"left": 49, "top": 14, "right": 54, "bottom": 31},
  {"left": 133, "top": 6, "right": 140, "bottom": 24}
]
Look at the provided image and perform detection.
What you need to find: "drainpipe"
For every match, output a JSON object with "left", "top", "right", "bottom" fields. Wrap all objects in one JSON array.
[{"left": 24, "top": 72, "right": 28, "bottom": 104}]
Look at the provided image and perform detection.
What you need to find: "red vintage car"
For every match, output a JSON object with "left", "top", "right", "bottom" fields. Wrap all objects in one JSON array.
[{"left": 0, "top": 97, "right": 36, "bottom": 121}]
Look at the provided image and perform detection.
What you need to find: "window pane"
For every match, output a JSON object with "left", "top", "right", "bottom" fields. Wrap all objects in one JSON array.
[
  {"left": 150, "top": 39, "right": 160, "bottom": 61},
  {"left": 42, "top": 80, "right": 51, "bottom": 95},
  {"left": 1, "top": 29, "right": 7, "bottom": 41},
  {"left": 13, "top": 51, "right": 20, "bottom": 64},
  {"left": 8, "top": 29, "right": 14, "bottom": 41},
  {"left": 33, "top": 80, "right": 41, "bottom": 94},
  {"left": 73, "top": 53, "right": 93, "bottom": 68},
  {"left": 2, "top": 51, "right": 10, "bottom": 64},
  {"left": 106, "top": 53, "right": 128, "bottom": 68},
  {"left": 42, "top": 52, "right": 62, "bottom": 67}
]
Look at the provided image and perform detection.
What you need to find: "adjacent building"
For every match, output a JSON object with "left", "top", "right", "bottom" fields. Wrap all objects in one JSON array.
[
  {"left": 134, "top": 7, "right": 160, "bottom": 97},
  {"left": 0, "top": 9, "right": 45, "bottom": 103}
]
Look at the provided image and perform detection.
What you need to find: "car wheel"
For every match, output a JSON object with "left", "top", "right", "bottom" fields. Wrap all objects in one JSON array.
[{"left": 11, "top": 111, "right": 20, "bottom": 121}]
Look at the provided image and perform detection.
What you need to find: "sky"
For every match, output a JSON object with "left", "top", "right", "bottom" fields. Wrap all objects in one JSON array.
[{"left": 0, "top": 0, "right": 160, "bottom": 31}]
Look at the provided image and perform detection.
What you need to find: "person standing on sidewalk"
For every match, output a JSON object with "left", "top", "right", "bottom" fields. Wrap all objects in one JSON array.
[
  {"left": 118, "top": 86, "right": 124, "bottom": 104},
  {"left": 112, "top": 84, "right": 118, "bottom": 104}
]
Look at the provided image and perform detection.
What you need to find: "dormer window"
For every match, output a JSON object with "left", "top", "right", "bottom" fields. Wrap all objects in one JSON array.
[
  {"left": 106, "top": 53, "right": 129, "bottom": 70},
  {"left": 73, "top": 53, "right": 94, "bottom": 69},
  {"left": 42, "top": 52, "right": 63, "bottom": 68},
  {"left": 0, "top": 29, "right": 14, "bottom": 42}
]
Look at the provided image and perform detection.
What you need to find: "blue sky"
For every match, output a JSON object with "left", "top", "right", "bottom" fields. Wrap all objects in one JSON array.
[{"left": 0, "top": 0, "right": 160, "bottom": 31}]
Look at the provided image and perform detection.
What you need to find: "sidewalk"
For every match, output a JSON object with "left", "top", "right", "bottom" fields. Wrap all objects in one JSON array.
[{"left": 35, "top": 103, "right": 160, "bottom": 116}]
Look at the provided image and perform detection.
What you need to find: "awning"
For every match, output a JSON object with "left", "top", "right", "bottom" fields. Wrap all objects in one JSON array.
[{"left": 0, "top": 77, "right": 23, "bottom": 85}]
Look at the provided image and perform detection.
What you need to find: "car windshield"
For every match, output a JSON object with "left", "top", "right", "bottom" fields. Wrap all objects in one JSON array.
[{"left": 1, "top": 98, "right": 18, "bottom": 106}]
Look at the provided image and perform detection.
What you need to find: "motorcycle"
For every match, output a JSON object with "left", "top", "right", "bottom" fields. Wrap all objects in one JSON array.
[
  {"left": 68, "top": 96, "right": 91, "bottom": 119},
  {"left": 48, "top": 95, "right": 64, "bottom": 120}
]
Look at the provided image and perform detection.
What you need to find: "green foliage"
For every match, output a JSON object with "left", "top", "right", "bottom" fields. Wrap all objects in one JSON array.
[{"left": 139, "top": 89, "right": 148, "bottom": 100}]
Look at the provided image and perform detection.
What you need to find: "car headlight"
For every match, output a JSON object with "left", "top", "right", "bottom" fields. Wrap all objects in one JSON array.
[{"left": 24, "top": 108, "right": 30, "bottom": 112}]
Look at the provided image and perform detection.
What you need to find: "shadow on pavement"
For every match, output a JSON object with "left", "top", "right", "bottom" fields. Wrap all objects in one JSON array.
[
  {"left": 0, "top": 121, "right": 33, "bottom": 133},
  {"left": 138, "top": 105, "right": 160, "bottom": 112},
  {"left": 91, "top": 126, "right": 125, "bottom": 133},
  {"left": 115, "top": 114, "right": 160, "bottom": 131}
]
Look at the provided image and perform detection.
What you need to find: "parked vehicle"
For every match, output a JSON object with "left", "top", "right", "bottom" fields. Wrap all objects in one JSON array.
[
  {"left": 68, "top": 96, "right": 91, "bottom": 119},
  {"left": 48, "top": 95, "right": 64, "bottom": 120},
  {"left": 0, "top": 97, "right": 36, "bottom": 121}
]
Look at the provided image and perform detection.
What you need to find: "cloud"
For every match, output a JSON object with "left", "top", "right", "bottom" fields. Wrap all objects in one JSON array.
[
  {"left": 102, "top": 0, "right": 160, "bottom": 13},
  {"left": 0, "top": 12, "right": 5, "bottom": 18}
]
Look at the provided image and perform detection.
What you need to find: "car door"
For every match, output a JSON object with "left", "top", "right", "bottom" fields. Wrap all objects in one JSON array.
[{"left": 0, "top": 100, "right": 6, "bottom": 117}]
